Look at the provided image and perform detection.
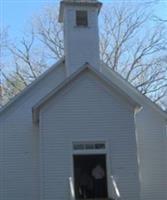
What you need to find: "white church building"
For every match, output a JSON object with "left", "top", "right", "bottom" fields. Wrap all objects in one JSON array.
[{"left": 0, "top": 0, "right": 167, "bottom": 200}]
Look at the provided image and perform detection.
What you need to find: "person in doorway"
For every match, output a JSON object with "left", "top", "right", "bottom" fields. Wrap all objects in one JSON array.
[
  {"left": 92, "top": 164, "right": 105, "bottom": 198},
  {"left": 79, "top": 171, "right": 93, "bottom": 199}
]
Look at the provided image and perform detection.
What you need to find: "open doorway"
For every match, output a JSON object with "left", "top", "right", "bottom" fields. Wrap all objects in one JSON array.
[{"left": 73, "top": 154, "right": 108, "bottom": 199}]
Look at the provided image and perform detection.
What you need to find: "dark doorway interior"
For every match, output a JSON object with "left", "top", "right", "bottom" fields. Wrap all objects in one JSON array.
[{"left": 73, "top": 154, "right": 108, "bottom": 199}]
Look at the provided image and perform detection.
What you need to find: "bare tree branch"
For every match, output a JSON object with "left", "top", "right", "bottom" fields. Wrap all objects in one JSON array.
[{"left": 1, "top": 3, "right": 167, "bottom": 108}]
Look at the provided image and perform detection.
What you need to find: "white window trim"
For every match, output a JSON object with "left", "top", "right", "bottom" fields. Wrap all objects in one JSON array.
[{"left": 70, "top": 139, "right": 113, "bottom": 198}]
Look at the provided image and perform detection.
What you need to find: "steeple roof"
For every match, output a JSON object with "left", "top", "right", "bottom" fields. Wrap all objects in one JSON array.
[
  {"left": 63, "top": 0, "right": 98, "bottom": 2},
  {"left": 59, "top": 0, "right": 102, "bottom": 22}
]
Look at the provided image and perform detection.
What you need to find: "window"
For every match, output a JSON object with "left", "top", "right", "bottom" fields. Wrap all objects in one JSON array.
[
  {"left": 73, "top": 142, "right": 105, "bottom": 151},
  {"left": 76, "top": 10, "right": 88, "bottom": 26}
]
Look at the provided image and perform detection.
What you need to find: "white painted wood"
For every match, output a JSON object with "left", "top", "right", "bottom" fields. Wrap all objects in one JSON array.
[
  {"left": 101, "top": 64, "right": 167, "bottom": 200},
  {"left": 0, "top": 63, "right": 66, "bottom": 200},
  {"left": 39, "top": 71, "right": 140, "bottom": 200},
  {"left": 71, "top": 140, "right": 113, "bottom": 198},
  {"left": 0, "top": 0, "right": 166, "bottom": 199},
  {"left": 0, "top": 63, "right": 166, "bottom": 200},
  {"left": 59, "top": 0, "right": 101, "bottom": 74},
  {"left": 0, "top": 59, "right": 166, "bottom": 200},
  {"left": 135, "top": 107, "right": 167, "bottom": 200}
]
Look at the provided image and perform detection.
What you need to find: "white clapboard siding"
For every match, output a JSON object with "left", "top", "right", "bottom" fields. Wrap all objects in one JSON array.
[
  {"left": 0, "top": 63, "right": 66, "bottom": 200},
  {"left": 101, "top": 65, "right": 167, "bottom": 200},
  {"left": 39, "top": 70, "right": 140, "bottom": 200},
  {"left": 0, "top": 63, "right": 166, "bottom": 200},
  {"left": 136, "top": 107, "right": 167, "bottom": 200}
]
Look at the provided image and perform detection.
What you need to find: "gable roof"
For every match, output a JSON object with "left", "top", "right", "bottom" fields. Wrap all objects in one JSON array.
[
  {"left": 0, "top": 58, "right": 167, "bottom": 121},
  {"left": 0, "top": 57, "right": 65, "bottom": 116},
  {"left": 100, "top": 62, "right": 167, "bottom": 120},
  {"left": 32, "top": 63, "right": 141, "bottom": 123}
]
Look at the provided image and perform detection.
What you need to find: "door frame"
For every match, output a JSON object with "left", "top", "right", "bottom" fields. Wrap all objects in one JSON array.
[{"left": 70, "top": 140, "right": 112, "bottom": 198}]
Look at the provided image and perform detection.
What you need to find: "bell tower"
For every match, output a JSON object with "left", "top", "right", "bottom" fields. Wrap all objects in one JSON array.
[{"left": 59, "top": 0, "right": 102, "bottom": 75}]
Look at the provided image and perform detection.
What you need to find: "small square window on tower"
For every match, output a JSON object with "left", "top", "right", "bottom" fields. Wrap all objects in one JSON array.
[{"left": 76, "top": 10, "right": 88, "bottom": 26}]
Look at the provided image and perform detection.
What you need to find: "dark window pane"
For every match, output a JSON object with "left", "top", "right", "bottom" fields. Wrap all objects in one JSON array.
[
  {"left": 73, "top": 144, "right": 84, "bottom": 150},
  {"left": 85, "top": 143, "right": 94, "bottom": 149},
  {"left": 95, "top": 143, "right": 105, "bottom": 149},
  {"left": 76, "top": 10, "right": 88, "bottom": 26}
]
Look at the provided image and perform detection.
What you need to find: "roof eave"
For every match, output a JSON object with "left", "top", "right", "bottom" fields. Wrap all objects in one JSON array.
[
  {"left": 101, "top": 62, "right": 167, "bottom": 121},
  {"left": 0, "top": 57, "right": 65, "bottom": 117},
  {"left": 32, "top": 64, "right": 141, "bottom": 124}
]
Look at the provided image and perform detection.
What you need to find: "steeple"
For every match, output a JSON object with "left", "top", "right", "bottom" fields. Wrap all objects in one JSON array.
[{"left": 59, "top": 0, "right": 102, "bottom": 75}]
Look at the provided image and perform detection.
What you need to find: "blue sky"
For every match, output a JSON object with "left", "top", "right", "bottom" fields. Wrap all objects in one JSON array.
[{"left": 1, "top": 0, "right": 167, "bottom": 39}]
